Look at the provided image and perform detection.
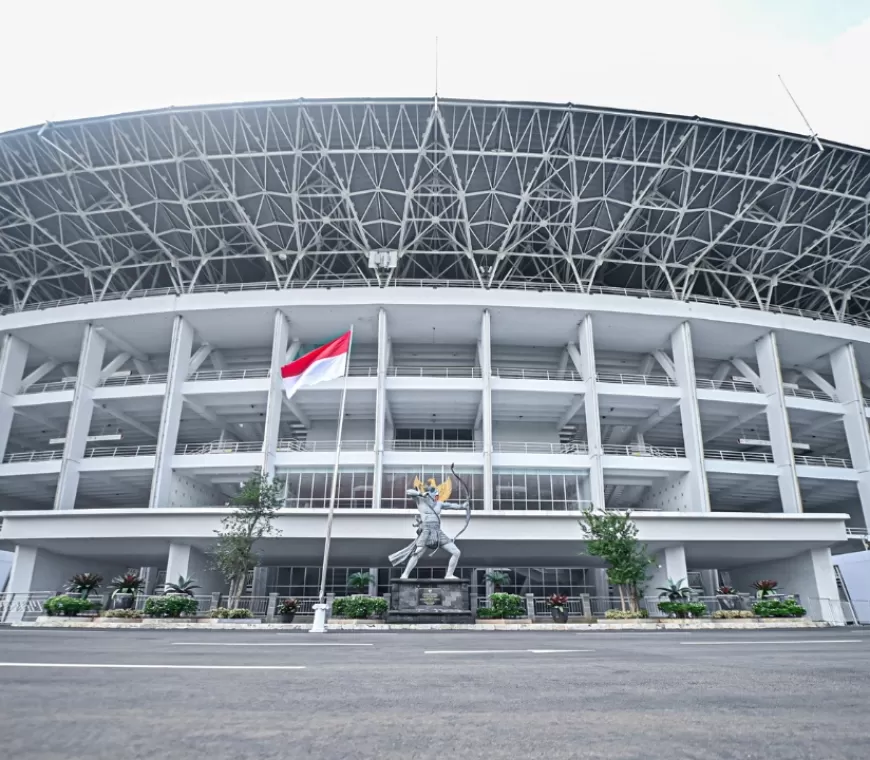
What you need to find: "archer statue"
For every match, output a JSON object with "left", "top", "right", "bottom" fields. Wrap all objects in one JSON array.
[{"left": 388, "top": 466, "right": 471, "bottom": 580}]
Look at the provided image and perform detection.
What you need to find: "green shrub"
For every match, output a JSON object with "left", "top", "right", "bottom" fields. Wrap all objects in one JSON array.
[
  {"left": 752, "top": 599, "right": 806, "bottom": 618},
  {"left": 207, "top": 607, "right": 254, "bottom": 619},
  {"left": 331, "top": 596, "right": 387, "bottom": 619},
  {"left": 143, "top": 595, "right": 199, "bottom": 618},
  {"left": 489, "top": 593, "right": 526, "bottom": 618},
  {"left": 476, "top": 607, "right": 499, "bottom": 619},
  {"left": 102, "top": 609, "right": 142, "bottom": 619},
  {"left": 659, "top": 601, "right": 707, "bottom": 618},
  {"left": 712, "top": 610, "right": 754, "bottom": 619},
  {"left": 43, "top": 595, "right": 94, "bottom": 616},
  {"left": 604, "top": 608, "right": 649, "bottom": 619}
]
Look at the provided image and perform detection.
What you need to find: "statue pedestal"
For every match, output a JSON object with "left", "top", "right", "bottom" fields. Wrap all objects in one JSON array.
[{"left": 386, "top": 578, "right": 475, "bottom": 624}]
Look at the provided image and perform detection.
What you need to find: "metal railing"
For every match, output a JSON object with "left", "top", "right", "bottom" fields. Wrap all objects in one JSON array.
[
  {"left": 6, "top": 278, "right": 870, "bottom": 334},
  {"left": 277, "top": 439, "right": 375, "bottom": 452},
  {"left": 793, "top": 454, "right": 852, "bottom": 468},
  {"left": 602, "top": 443, "right": 686, "bottom": 458},
  {"left": 846, "top": 527, "right": 869, "bottom": 538},
  {"left": 133, "top": 594, "right": 215, "bottom": 615},
  {"left": 232, "top": 596, "right": 272, "bottom": 617},
  {"left": 20, "top": 380, "right": 76, "bottom": 394},
  {"left": 696, "top": 378, "right": 758, "bottom": 393},
  {"left": 704, "top": 449, "right": 774, "bottom": 463},
  {"left": 387, "top": 366, "right": 482, "bottom": 378},
  {"left": 492, "top": 441, "right": 588, "bottom": 454},
  {"left": 101, "top": 372, "right": 168, "bottom": 387},
  {"left": 0, "top": 592, "right": 54, "bottom": 623},
  {"left": 2, "top": 449, "right": 63, "bottom": 463},
  {"left": 784, "top": 387, "right": 836, "bottom": 403},
  {"left": 387, "top": 440, "right": 482, "bottom": 452},
  {"left": 187, "top": 368, "right": 270, "bottom": 382},
  {"left": 175, "top": 441, "right": 264, "bottom": 455},
  {"left": 491, "top": 367, "right": 582, "bottom": 381},
  {"left": 532, "top": 597, "right": 592, "bottom": 617},
  {"left": 596, "top": 372, "right": 676, "bottom": 387},
  {"left": 494, "top": 500, "right": 593, "bottom": 512},
  {"left": 84, "top": 445, "right": 157, "bottom": 458}
]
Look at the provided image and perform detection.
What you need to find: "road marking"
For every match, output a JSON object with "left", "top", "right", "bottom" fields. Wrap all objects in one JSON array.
[
  {"left": 679, "top": 640, "right": 863, "bottom": 646},
  {"left": 0, "top": 663, "right": 306, "bottom": 670},
  {"left": 171, "top": 642, "right": 373, "bottom": 647},
  {"left": 424, "top": 649, "right": 593, "bottom": 655}
]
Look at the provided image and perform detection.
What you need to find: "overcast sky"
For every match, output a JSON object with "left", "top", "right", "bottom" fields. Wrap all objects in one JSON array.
[{"left": 3, "top": 0, "right": 870, "bottom": 148}]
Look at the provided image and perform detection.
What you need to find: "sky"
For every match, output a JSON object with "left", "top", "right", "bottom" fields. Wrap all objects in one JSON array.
[{"left": 3, "top": 0, "right": 870, "bottom": 148}]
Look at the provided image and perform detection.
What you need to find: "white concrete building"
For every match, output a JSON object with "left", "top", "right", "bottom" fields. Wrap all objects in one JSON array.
[{"left": 1, "top": 98, "right": 869, "bottom": 622}]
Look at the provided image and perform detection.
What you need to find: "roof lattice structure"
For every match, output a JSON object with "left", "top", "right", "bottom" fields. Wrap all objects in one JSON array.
[{"left": 1, "top": 97, "right": 870, "bottom": 320}]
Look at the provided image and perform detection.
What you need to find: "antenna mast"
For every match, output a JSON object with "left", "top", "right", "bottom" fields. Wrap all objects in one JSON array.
[{"left": 778, "top": 74, "right": 823, "bottom": 153}]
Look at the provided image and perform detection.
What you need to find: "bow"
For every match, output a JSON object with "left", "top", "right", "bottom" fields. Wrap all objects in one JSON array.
[{"left": 450, "top": 462, "right": 472, "bottom": 542}]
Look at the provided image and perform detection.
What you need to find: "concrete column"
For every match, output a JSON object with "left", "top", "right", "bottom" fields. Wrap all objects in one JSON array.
[
  {"left": 262, "top": 311, "right": 290, "bottom": 478},
  {"left": 0, "top": 335, "right": 28, "bottom": 460},
  {"left": 373, "top": 308, "right": 389, "bottom": 509},
  {"left": 368, "top": 566, "right": 379, "bottom": 596},
  {"left": 728, "top": 548, "right": 845, "bottom": 624},
  {"left": 251, "top": 566, "right": 269, "bottom": 597},
  {"left": 647, "top": 545, "right": 688, "bottom": 616},
  {"left": 164, "top": 542, "right": 224, "bottom": 594},
  {"left": 138, "top": 566, "right": 159, "bottom": 595},
  {"left": 755, "top": 332, "right": 802, "bottom": 512},
  {"left": 55, "top": 325, "right": 106, "bottom": 510},
  {"left": 579, "top": 316, "right": 605, "bottom": 509},
  {"left": 480, "top": 310, "right": 494, "bottom": 511},
  {"left": 671, "top": 322, "right": 710, "bottom": 511},
  {"left": 149, "top": 317, "right": 194, "bottom": 508},
  {"left": 830, "top": 343, "right": 870, "bottom": 529}
]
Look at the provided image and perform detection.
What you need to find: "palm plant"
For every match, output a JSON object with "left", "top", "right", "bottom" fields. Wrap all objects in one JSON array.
[
  {"left": 67, "top": 573, "right": 103, "bottom": 599},
  {"left": 347, "top": 572, "right": 372, "bottom": 594},
  {"left": 163, "top": 575, "right": 200, "bottom": 597},
  {"left": 110, "top": 573, "right": 145, "bottom": 596},
  {"left": 657, "top": 578, "right": 691, "bottom": 602},
  {"left": 752, "top": 579, "right": 778, "bottom": 599},
  {"left": 485, "top": 570, "right": 511, "bottom": 592}
]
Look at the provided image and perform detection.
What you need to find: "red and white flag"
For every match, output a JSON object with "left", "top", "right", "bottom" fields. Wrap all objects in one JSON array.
[{"left": 281, "top": 331, "right": 351, "bottom": 400}]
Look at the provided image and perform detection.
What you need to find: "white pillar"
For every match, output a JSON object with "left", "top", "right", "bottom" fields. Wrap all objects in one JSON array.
[
  {"left": 262, "top": 311, "right": 290, "bottom": 478},
  {"left": 150, "top": 316, "right": 194, "bottom": 508},
  {"left": 830, "top": 343, "right": 870, "bottom": 529},
  {"left": 54, "top": 325, "right": 106, "bottom": 510},
  {"left": 647, "top": 545, "right": 688, "bottom": 615},
  {"left": 670, "top": 322, "right": 710, "bottom": 511},
  {"left": 579, "top": 316, "right": 605, "bottom": 509},
  {"left": 165, "top": 542, "right": 225, "bottom": 594},
  {"left": 0, "top": 335, "right": 28, "bottom": 460},
  {"left": 373, "top": 309, "right": 389, "bottom": 509},
  {"left": 755, "top": 332, "right": 802, "bottom": 512},
  {"left": 480, "top": 310, "right": 493, "bottom": 511}
]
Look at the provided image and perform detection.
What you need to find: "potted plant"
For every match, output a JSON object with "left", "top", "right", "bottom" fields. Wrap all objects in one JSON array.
[
  {"left": 485, "top": 570, "right": 511, "bottom": 593},
  {"left": 715, "top": 585, "right": 741, "bottom": 611},
  {"left": 67, "top": 573, "right": 103, "bottom": 600},
  {"left": 347, "top": 572, "right": 372, "bottom": 595},
  {"left": 110, "top": 572, "right": 145, "bottom": 610},
  {"left": 657, "top": 578, "right": 691, "bottom": 602},
  {"left": 163, "top": 575, "right": 200, "bottom": 597},
  {"left": 276, "top": 598, "right": 299, "bottom": 623},
  {"left": 548, "top": 594, "right": 569, "bottom": 623},
  {"left": 753, "top": 580, "right": 778, "bottom": 599}
]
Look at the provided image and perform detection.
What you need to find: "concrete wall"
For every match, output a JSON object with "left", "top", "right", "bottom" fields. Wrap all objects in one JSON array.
[
  {"left": 492, "top": 421, "right": 559, "bottom": 443},
  {"left": 168, "top": 472, "right": 226, "bottom": 508},
  {"left": 307, "top": 419, "right": 375, "bottom": 443},
  {"left": 0, "top": 549, "right": 13, "bottom": 591},
  {"left": 164, "top": 543, "right": 227, "bottom": 594}
]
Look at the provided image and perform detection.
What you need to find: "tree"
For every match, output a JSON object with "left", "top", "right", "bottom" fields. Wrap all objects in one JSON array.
[
  {"left": 578, "top": 509, "right": 653, "bottom": 612},
  {"left": 210, "top": 472, "right": 283, "bottom": 608}
]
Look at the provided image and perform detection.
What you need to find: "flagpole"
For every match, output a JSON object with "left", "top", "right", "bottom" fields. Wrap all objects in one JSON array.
[{"left": 310, "top": 324, "right": 354, "bottom": 633}]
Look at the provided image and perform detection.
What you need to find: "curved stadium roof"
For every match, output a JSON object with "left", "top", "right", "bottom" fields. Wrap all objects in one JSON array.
[{"left": 1, "top": 97, "right": 870, "bottom": 322}]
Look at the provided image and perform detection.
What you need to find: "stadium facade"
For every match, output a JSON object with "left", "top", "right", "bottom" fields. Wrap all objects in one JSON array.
[{"left": 1, "top": 97, "right": 869, "bottom": 622}]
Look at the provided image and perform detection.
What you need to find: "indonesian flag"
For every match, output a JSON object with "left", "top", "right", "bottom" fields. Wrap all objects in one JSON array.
[{"left": 281, "top": 331, "right": 351, "bottom": 400}]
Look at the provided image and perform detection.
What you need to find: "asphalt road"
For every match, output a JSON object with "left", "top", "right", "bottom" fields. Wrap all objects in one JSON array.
[{"left": 0, "top": 626, "right": 868, "bottom": 760}]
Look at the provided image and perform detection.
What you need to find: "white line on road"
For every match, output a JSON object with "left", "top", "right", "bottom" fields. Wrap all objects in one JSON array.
[
  {"left": 0, "top": 663, "right": 306, "bottom": 670},
  {"left": 171, "top": 642, "right": 373, "bottom": 647},
  {"left": 679, "top": 640, "right": 863, "bottom": 646},
  {"left": 424, "top": 649, "right": 593, "bottom": 655}
]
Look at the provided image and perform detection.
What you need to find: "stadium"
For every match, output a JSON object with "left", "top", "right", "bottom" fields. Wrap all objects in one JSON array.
[{"left": 0, "top": 97, "right": 869, "bottom": 623}]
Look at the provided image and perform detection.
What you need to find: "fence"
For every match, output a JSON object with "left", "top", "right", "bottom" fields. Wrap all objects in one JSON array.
[
  {"left": 596, "top": 372, "right": 676, "bottom": 387},
  {"left": 492, "top": 367, "right": 582, "bottom": 381},
  {"left": 602, "top": 444, "right": 686, "bottom": 458},
  {"left": 0, "top": 592, "right": 54, "bottom": 623}
]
